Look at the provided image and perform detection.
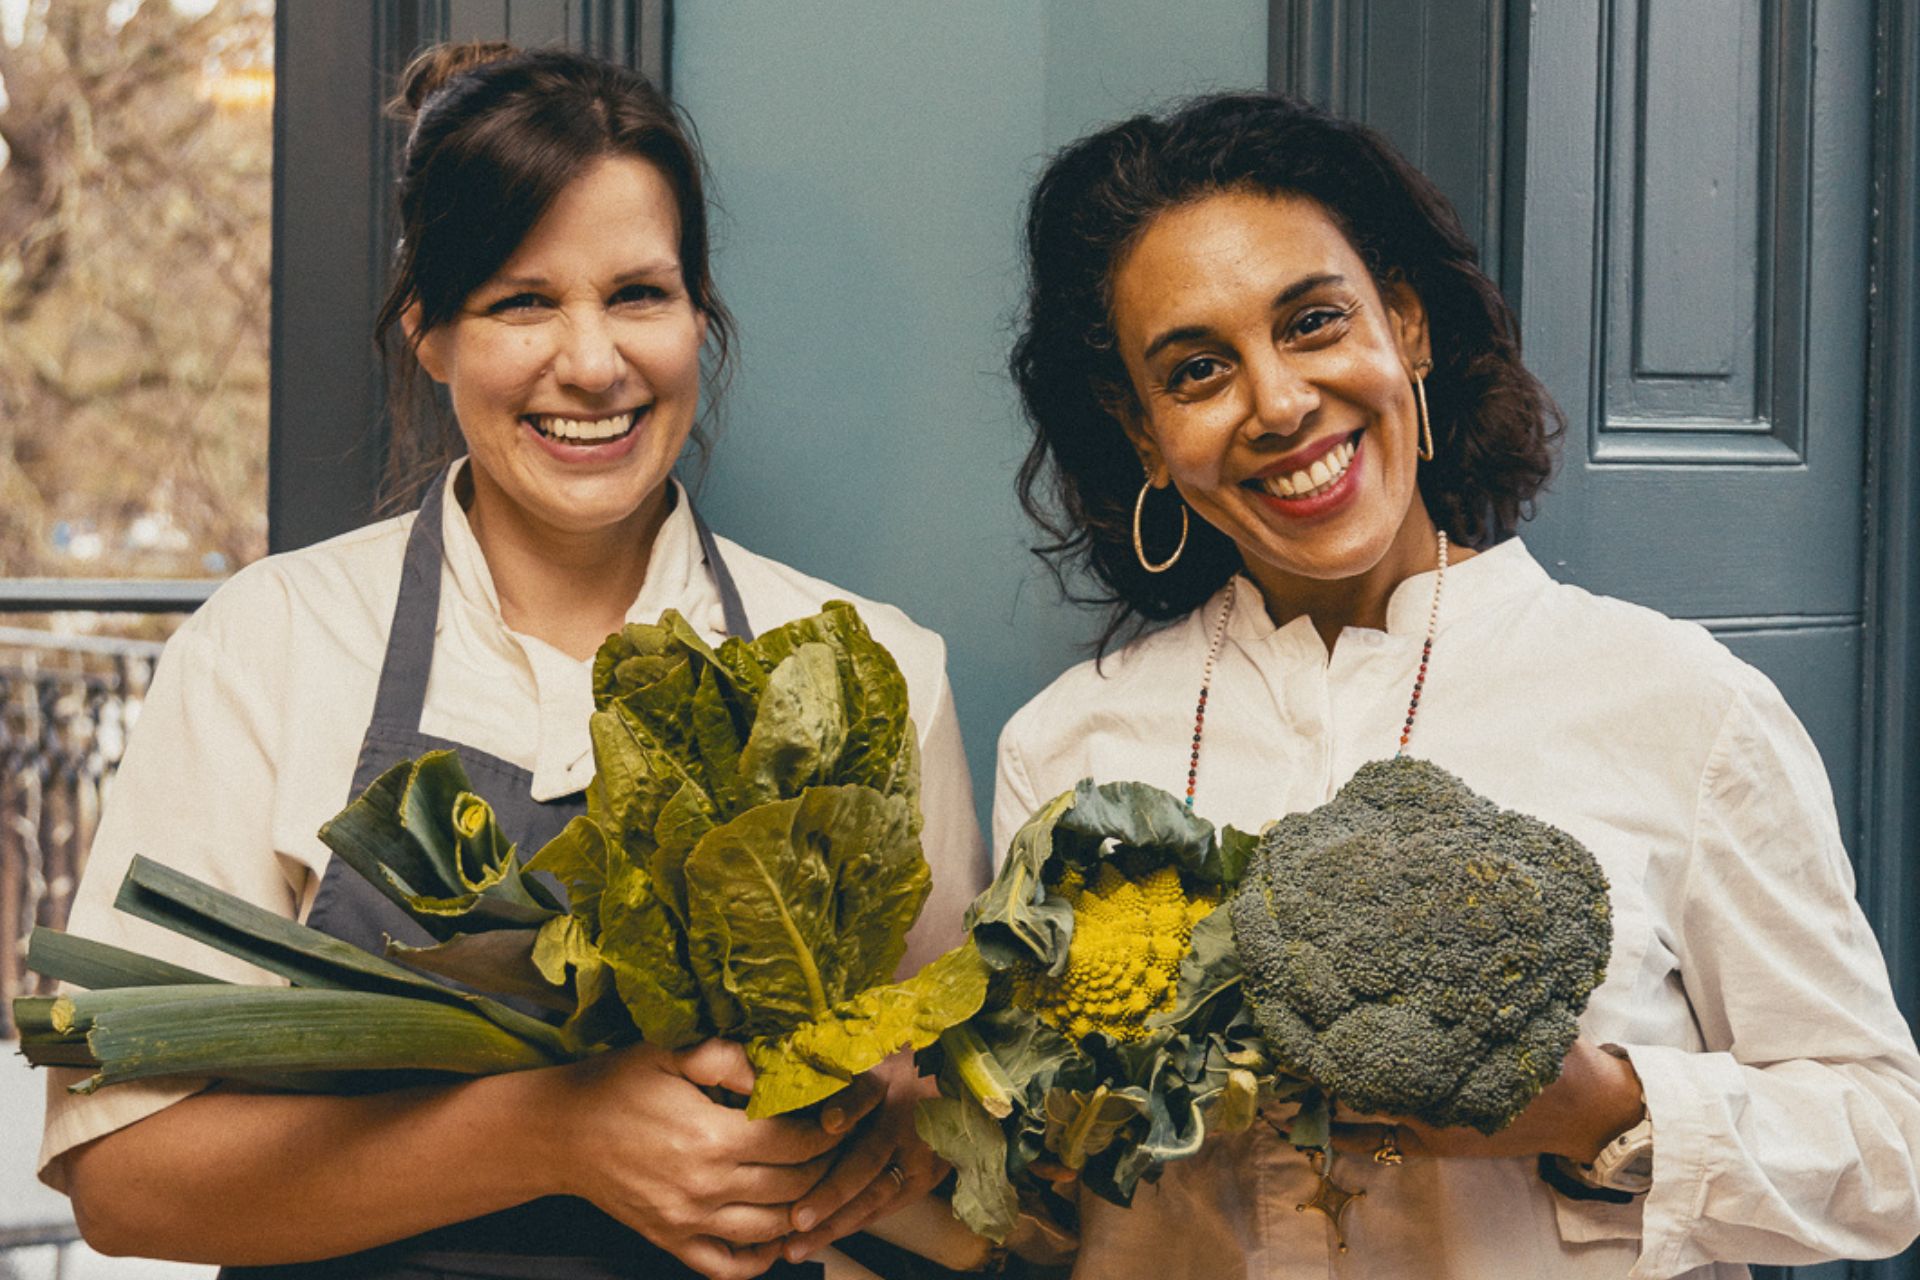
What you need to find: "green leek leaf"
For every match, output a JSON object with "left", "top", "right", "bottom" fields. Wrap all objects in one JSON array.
[
  {"left": 27, "top": 927, "right": 223, "bottom": 990},
  {"left": 113, "top": 856, "right": 568, "bottom": 1058}
]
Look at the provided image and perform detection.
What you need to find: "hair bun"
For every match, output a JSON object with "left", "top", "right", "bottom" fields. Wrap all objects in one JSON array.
[{"left": 391, "top": 41, "right": 520, "bottom": 121}]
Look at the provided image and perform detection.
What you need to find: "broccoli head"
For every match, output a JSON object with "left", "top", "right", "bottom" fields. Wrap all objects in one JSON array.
[{"left": 1227, "top": 757, "right": 1611, "bottom": 1133}]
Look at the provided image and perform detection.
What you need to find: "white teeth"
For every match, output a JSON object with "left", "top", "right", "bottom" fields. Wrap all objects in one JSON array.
[
  {"left": 1262, "top": 438, "right": 1356, "bottom": 500},
  {"left": 532, "top": 411, "right": 636, "bottom": 442}
]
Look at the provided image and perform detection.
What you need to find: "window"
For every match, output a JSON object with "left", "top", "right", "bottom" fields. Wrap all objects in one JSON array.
[{"left": 0, "top": 0, "right": 273, "bottom": 1036}]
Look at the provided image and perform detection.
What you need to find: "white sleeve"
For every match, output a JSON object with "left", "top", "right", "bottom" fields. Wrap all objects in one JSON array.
[
  {"left": 990, "top": 713, "right": 1047, "bottom": 874},
  {"left": 1623, "top": 682, "right": 1920, "bottom": 1278},
  {"left": 900, "top": 661, "right": 990, "bottom": 976},
  {"left": 37, "top": 616, "right": 297, "bottom": 1189}
]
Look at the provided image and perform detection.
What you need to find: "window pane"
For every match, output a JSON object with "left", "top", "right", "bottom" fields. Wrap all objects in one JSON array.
[{"left": 0, "top": 0, "right": 272, "bottom": 581}]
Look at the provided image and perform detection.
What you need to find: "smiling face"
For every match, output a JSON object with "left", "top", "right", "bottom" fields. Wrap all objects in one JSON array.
[
  {"left": 412, "top": 154, "right": 707, "bottom": 542},
  {"left": 1110, "top": 189, "right": 1435, "bottom": 608}
]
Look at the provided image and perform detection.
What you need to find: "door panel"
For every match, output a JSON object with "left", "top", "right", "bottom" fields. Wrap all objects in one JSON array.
[{"left": 1516, "top": 0, "right": 1871, "bottom": 833}]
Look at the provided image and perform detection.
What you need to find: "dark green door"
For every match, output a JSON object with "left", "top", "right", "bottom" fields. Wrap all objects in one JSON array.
[{"left": 1517, "top": 1, "right": 1871, "bottom": 865}]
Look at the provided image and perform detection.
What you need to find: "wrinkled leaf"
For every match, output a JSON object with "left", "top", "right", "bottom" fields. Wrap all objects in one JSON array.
[
  {"left": 524, "top": 816, "right": 613, "bottom": 929},
  {"left": 743, "top": 942, "right": 989, "bottom": 1118},
  {"left": 319, "top": 752, "right": 560, "bottom": 938},
  {"left": 600, "top": 853, "right": 705, "bottom": 1047},
  {"left": 683, "top": 785, "right": 925, "bottom": 1040},
  {"left": 916, "top": 1093, "right": 1021, "bottom": 1244},
  {"left": 1053, "top": 778, "right": 1232, "bottom": 886},
  {"left": 387, "top": 928, "right": 571, "bottom": 1014},
  {"left": 966, "top": 790, "right": 1077, "bottom": 975},
  {"left": 737, "top": 643, "right": 848, "bottom": 804}
]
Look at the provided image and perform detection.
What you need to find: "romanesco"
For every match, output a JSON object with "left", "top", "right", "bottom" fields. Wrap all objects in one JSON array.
[{"left": 1009, "top": 861, "right": 1219, "bottom": 1042}]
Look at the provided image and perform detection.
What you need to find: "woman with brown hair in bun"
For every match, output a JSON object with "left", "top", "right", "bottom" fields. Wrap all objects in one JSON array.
[
  {"left": 36, "top": 44, "right": 987, "bottom": 1280},
  {"left": 998, "top": 92, "right": 1920, "bottom": 1277}
]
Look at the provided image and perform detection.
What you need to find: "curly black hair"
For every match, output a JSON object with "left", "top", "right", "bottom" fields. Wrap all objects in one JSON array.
[{"left": 1011, "top": 92, "right": 1561, "bottom": 653}]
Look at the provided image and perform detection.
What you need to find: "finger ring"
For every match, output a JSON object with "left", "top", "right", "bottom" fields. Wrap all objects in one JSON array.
[
  {"left": 1373, "top": 1127, "right": 1404, "bottom": 1166},
  {"left": 883, "top": 1161, "right": 907, "bottom": 1191}
]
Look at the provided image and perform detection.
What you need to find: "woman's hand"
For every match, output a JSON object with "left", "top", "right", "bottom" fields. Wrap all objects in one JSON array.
[
  {"left": 781, "top": 1054, "right": 949, "bottom": 1264},
  {"left": 1332, "top": 1038, "right": 1645, "bottom": 1163},
  {"left": 549, "top": 1038, "right": 881, "bottom": 1280}
]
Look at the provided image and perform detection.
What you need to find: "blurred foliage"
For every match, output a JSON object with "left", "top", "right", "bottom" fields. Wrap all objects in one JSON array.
[{"left": 0, "top": 0, "right": 271, "bottom": 582}]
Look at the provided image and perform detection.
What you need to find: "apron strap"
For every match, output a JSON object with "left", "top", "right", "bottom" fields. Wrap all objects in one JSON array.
[
  {"left": 368, "top": 467, "right": 754, "bottom": 738},
  {"left": 693, "top": 503, "right": 754, "bottom": 641},
  {"left": 365, "top": 465, "right": 452, "bottom": 737}
]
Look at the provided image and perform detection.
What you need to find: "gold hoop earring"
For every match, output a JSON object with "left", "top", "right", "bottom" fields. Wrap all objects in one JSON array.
[
  {"left": 1413, "top": 362, "right": 1435, "bottom": 462},
  {"left": 1133, "top": 478, "right": 1188, "bottom": 574}
]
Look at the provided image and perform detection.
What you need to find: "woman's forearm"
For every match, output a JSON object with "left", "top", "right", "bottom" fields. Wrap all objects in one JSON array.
[{"left": 63, "top": 1067, "right": 564, "bottom": 1264}]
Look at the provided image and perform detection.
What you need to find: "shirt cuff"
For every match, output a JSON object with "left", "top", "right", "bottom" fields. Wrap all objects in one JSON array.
[{"left": 1617, "top": 1041, "right": 1744, "bottom": 1280}]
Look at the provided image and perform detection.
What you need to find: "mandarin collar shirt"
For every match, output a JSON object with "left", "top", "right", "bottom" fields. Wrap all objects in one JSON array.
[{"left": 994, "top": 539, "right": 1920, "bottom": 1280}]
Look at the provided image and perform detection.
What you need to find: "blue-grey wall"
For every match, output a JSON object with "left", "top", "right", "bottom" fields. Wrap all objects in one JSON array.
[{"left": 675, "top": 3, "right": 1269, "bottom": 830}]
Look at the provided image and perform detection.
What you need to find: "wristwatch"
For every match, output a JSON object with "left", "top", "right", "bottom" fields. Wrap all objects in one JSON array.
[
  {"left": 1585, "top": 1116, "right": 1654, "bottom": 1192},
  {"left": 1552, "top": 1114, "right": 1654, "bottom": 1199}
]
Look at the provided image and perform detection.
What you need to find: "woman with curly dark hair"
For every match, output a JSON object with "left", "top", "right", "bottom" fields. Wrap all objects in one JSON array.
[{"left": 997, "top": 93, "right": 1920, "bottom": 1277}]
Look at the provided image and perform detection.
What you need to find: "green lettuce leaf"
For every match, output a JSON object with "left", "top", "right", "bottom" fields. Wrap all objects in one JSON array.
[
  {"left": 743, "top": 941, "right": 989, "bottom": 1118},
  {"left": 524, "top": 815, "right": 614, "bottom": 929},
  {"left": 599, "top": 851, "right": 705, "bottom": 1047},
  {"left": 736, "top": 642, "right": 849, "bottom": 804},
  {"left": 681, "top": 784, "right": 926, "bottom": 1039}
]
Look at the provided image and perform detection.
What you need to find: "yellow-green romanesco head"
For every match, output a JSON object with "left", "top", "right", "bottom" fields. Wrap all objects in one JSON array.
[{"left": 1011, "top": 861, "right": 1219, "bottom": 1043}]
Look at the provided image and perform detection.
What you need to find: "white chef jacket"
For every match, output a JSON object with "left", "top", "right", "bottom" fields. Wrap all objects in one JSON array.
[
  {"left": 994, "top": 538, "right": 1920, "bottom": 1280},
  {"left": 40, "top": 465, "right": 989, "bottom": 1186}
]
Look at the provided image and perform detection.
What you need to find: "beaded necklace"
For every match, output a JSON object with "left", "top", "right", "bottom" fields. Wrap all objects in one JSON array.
[{"left": 1182, "top": 529, "right": 1449, "bottom": 809}]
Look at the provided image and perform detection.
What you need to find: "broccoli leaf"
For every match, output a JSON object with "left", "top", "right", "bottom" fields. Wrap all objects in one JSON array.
[{"left": 916, "top": 1093, "right": 1021, "bottom": 1244}]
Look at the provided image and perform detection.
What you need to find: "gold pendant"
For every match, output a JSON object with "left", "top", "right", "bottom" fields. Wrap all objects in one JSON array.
[{"left": 1296, "top": 1149, "right": 1364, "bottom": 1253}]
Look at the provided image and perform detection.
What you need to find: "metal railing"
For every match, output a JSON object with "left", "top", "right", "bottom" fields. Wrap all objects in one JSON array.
[{"left": 0, "top": 632, "right": 159, "bottom": 1039}]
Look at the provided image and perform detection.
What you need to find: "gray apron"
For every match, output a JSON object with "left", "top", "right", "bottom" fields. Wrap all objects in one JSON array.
[{"left": 223, "top": 473, "right": 822, "bottom": 1280}]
